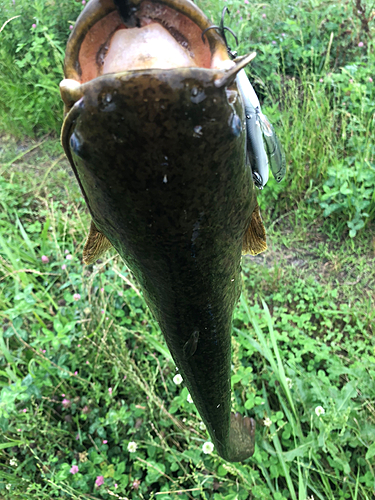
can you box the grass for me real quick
[0,0,375,497]
[0,134,374,499]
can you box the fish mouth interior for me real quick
[68,0,231,84]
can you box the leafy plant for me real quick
[0,0,82,136]
[319,159,375,237]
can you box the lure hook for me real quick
[201,6,238,58]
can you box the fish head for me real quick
[60,0,256,111]
[60,0,258,257]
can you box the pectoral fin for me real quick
[242,203,267,256]
[83,220,112,265]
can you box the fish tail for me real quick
[242,202,267,256]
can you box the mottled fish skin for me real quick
[61,0,261,462]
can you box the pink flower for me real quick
[74,371,78,375]
[41,255,49,263]
[61,264,66,270]
[132,479,141,490]
[349,79,353,83]
[73,293,81,301]
[244,0,249,3]
[86,360,89,364]
[42,349,46,353]
[319,78,323,83]
[358,41,364,47]
[114,484,118,488]
[103,440,108,444]
[17,429,21,432]
[281,33,286,36]
[76,433,80,440]
[62,398,71,408]
[262,13,266,18]
[82,0,86,4]
[65,250,69,254]
[101,309,105,314]
[69,25,73,30]
[108,387,113,395]
[272,41,276,45]
[32,23,36,28]
[70,465,79,474]
[82,405,90,414]
[100,287,104,292]
[66,254,73,260]
[369,77,373,83]
[95,476,104,487]
[77,344,81,347]
[62,394,65,397]
[22,409,27,413]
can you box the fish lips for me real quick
[63,0,228,83]
[60,0,256,111]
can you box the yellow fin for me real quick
[242,203,267,256]
[83,221,112,265]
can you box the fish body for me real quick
[61,0,267,461]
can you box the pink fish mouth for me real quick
[62,0,232,84]
[60,0,256,114]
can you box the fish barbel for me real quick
[60,0,267,462]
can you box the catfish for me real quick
[60,0,267,462]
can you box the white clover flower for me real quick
[127,441,138,453]
[285,377,293,389]
[187,393,193,404]
[6,484,11,490]
[202,441,214,454]
[315,406,325,417]
[263,417,272,427]
[199,421,206,431]
[173,374,183,385]
[9,458,18,467]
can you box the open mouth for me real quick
[63,0,233,85]
[60,0,256,118]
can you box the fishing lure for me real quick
[255,109,286,183]
[203,7,286,186]
[236,68,269,188]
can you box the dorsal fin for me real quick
[83,220,113,265]
[242,203,267,256]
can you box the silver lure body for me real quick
[236,69,286,186]
[256,110,286,183]
[236,69,269,188]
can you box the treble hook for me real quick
[201,6,238,59]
